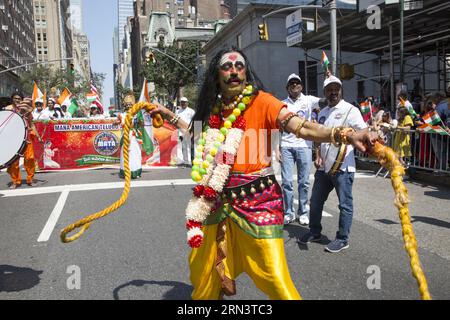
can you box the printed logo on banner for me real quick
[93,132,119,156]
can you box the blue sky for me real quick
[83,0,117,106]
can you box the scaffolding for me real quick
[301,0,450,111]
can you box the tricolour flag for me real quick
[68,98,79,116]
[422,111,442,126]
[399,97,417,118]
[418,123,449,136]
[360,100,372,123]
[32,82,45,109]
[137,78,154,155]
[321,51,330,73]
[58,88,72,107]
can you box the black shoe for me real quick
[299,232,322,244]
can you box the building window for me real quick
[37,33,41,41]
[43,33,47,41]
[166,2,170,9]
[177,0,184,5]
[178,8,184,15]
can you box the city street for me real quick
[0,166,449,300]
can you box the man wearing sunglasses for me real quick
[278,74,325,226]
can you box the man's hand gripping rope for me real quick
[60,102,164,243]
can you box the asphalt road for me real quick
[0,165,449,300]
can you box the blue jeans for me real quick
[309,170,355,241]
[280,147,312,218]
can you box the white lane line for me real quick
[0,172,377,198]
[293,199,332,217]
[37,189,70,242]
[0,179,196,198]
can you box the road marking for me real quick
[37,189,69,242]
[293,199,332,217]
[0,172,376,198]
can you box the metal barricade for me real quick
[355,128,450,175]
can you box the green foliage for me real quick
[19,65,105,106]
[141,40,201,103]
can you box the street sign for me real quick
[286,9,302,47]
[404,1,423,10]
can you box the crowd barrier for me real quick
[31,118,178,171]
[355,128,450,174]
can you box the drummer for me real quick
[299,75,367,253]
[5,97,41,189]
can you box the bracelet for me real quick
[169,114,180,125]
[281,113,300,132]
[339,127,356,145]
[330,127,339,146]
[294,118,307,138]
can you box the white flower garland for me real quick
[185,126,245,246]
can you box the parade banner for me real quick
[32,119,178,171]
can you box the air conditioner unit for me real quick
[2,25,8,31]
[5,46,9,51]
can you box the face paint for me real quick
[218,52,247,99]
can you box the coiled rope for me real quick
[60,102,163,243]
[370,141,431,300]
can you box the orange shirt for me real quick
[223,91,286,174]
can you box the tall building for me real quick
[0,0,36,98]
[118,0,134,53]
[68,0,83,34]
[33,0,73,69]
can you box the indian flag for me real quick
[57,88,72,107]
[86,92,98,103]
[360,100,371,122]
[32,82,45,109]
[68,98,79,116]
[418,123,449,136]
[423,111,442,126]
[322,51,330,72]
[139,78,151,103]
[399,97,417,118]
[137,78,154,155]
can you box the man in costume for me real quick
[5,97,42,188]
[150,48,376,299]
[118,93,153,179]
[300,76,367,253]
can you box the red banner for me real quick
[32,119,178,171]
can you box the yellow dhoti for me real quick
[189,217,301,300]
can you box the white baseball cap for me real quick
[286,73,302,85]
[180,97,188,102]
[323,75,342,89]
[35,98,43,103]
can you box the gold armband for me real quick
[294,118,307,138]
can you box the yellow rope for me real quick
[60,102,163,243]
[371,141,431,300]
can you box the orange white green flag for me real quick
[32,82,45,109]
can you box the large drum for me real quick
[0,110,28,169]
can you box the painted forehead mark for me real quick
[220,52,245,66]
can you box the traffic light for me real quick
[339,63,354,80]
[146,51,156,64]
[258,23,268,41]
[70,63,75,75]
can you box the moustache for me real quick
[226,77,243,84]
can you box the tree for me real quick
[141,40,201,106]
[19,65,105,106]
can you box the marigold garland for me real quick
[185,84,254,247]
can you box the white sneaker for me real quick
[284,214,295,225]
[298,214,309,225]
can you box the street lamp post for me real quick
[0,58,74,75]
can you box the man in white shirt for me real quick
[176,97,195,166]
[278,73,323,226]
[32,99,47,120]
[300,75,367,253]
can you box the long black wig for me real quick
[193,47,265,125]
